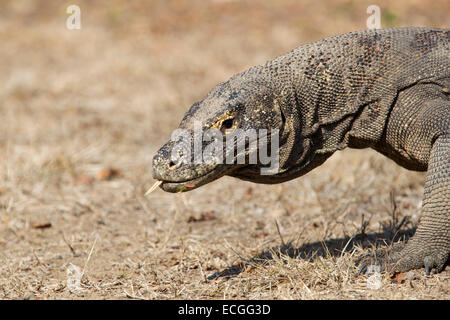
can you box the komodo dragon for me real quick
[152,27,449,275]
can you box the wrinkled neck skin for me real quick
[232,38,397,184]
[229,65,358,184]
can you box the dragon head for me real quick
[151,64,319,193]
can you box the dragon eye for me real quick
[222,118,234,130]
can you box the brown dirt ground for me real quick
[0,0,448,300]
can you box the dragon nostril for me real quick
[168,161,176,168]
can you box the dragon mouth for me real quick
[154,165,232,193]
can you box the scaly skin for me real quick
[152,27,449,275]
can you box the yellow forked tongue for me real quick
[145,180,163,196]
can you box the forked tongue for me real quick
[144,180,163,196]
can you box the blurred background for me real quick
[0,0,448,299]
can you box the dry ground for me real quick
[0,0,448,299]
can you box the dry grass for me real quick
[0,0,449,299]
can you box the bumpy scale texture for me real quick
[153,27,449,274]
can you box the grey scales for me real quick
[152,27,449,275]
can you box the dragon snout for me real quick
[152,144,179,180]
